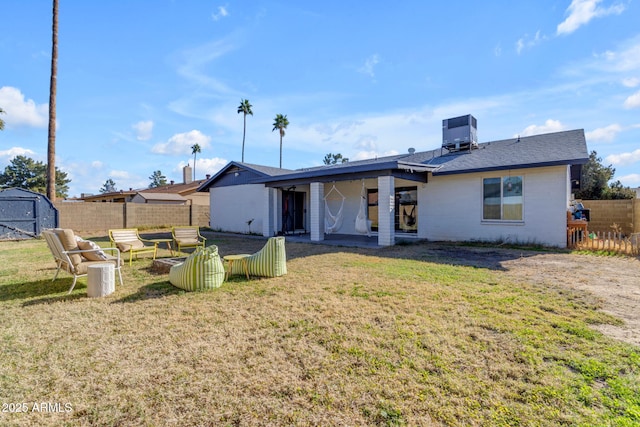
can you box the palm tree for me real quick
[47,0,58,201]
[191,143,201,181]
[272,114,289,169]
[237,99,253,162]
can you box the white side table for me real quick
[87,263,115,297]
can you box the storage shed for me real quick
[0,188,59,240]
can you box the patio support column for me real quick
[262,187,276,237]
[378,175,395,246]
[310,182,324,242]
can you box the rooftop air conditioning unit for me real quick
[442,114,477,151]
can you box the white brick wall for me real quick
[310,182,324,241]
[377,176,395,246]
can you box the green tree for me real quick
[191,143,201,181]
[0,107,5,130]
[323,153,349,165]
[0,155,70,198]
[602,180,636,200]
[100,179,117,194]
[272,114,289,169]
[237,99,253,163]
[47,0,59,201]
[575,150,634,200]
[148,170,167,188]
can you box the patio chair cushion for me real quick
[116,240,145,252]
[169,245,225,291]
[54,229,83,266]
[76,238,109,261]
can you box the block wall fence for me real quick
[54,202,210,233]
[581,199,640,236]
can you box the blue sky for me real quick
[1,0,639,197]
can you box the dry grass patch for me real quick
[0,234,639,426]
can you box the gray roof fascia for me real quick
[256,160,438,185]
[197,161,290,192]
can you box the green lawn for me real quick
[0,234,638,426]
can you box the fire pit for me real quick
[151,257,186,274]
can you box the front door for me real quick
[282,191,306,234]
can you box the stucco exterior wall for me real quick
[209,184,267,234]
[421,165,570,247]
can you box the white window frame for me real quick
[482,176,524,222]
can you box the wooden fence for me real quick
[568,229,640,255]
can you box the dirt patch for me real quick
[499,251,640,347]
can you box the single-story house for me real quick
[198,118,588,248]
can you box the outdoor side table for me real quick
[87,263,115,297]
[224,254,250,281]
[151,238,174,256]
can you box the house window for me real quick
[367,186,418,233]
[483,176,523,221]
[396,187,417,232]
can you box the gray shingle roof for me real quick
[200,129,588,188]
[420,129,588,175]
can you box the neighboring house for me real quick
[79,167,210,206]
[137,178,210,206]
[79,190,137,203]
[130,192,188,204]
[198,117,588,248]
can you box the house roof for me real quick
[420,129,588,175]
[134,193,187,202]
[140,179,207,196]
[198,129,588,190]
[197,162,295,191]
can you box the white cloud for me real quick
[358,54,380,78]
[519,119,565,137]
[0,146,37,159]
[176,39,237,92]
[616,173,640,185]
[178,158,228,178]
[605,148,640,166]
[151,130,212,155]
[494,44,502,57]
[557,0,625,35]
[91,161,103,168]
[110,170,135,180]
[212,6,229,21]
[622,77,640,87]
[132,120,154,141]
[515,31,545,54]
[585,124,622,142]
[0,86,48,128]
[623,90,640,109]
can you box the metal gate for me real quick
[0,188,59,240]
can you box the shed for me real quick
[0,188,59,240]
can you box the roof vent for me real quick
[408,147,415,154]
[442,114,478,152]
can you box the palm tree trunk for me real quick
[279,135,283,169]
[242,114,247,162]
[47,0,58,201]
